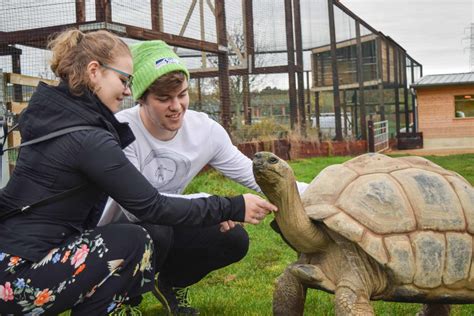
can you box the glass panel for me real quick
[316,91,336,138]
[341,89,357,136]
[389,46,395,83]
[311,51,327,88]
[336,45,357,85]
[406,57,414,85]
[361,39,377,82]
[398,51,404,85]
[380,40,389,82]
[380,88,396,137]
[454,95,474,118]
[412,62,422,82]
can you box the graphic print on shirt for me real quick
[142,149,191,194]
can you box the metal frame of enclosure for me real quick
[314,1,423,142]
[0,0,422,146]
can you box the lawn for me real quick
[137,153,474,316]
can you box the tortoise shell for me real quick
[301,153,474,289]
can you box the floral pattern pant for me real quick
[0,224,154,316]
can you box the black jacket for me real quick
[0,82,245,262]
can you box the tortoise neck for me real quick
[273,177,328,253]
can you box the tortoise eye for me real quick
[269,157,279,164]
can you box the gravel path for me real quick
[388,147,474,156]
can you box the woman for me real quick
[0,29,276,315]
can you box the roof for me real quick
[412,72,474,88]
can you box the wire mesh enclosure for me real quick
[0,0,422,146]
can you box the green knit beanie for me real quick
[130,40,190,100]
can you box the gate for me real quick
[368,120,389,153]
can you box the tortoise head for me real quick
[253,152,328,253]
[253,151,295,201]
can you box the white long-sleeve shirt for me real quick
[98,106,262,225]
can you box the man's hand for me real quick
[219,220,237,232]
[242,193,278,225]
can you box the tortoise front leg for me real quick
[416,304,451,316]
[335,283,374,316]
[273,267,307,316]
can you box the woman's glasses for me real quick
[100,63,133,90]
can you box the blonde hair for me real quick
[48,29,130,95]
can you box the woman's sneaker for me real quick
[152,274,200,315]
[110,296,143,316]
[110,305,142,316]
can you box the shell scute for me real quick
[360,232,388,265]
[385,235,415,284]
[444,233,472,285]
[306,204,339,221]
[343,153,410,174]
[302,164,357,207]
[391,169,465,231]
[335,174,416,234]
[323,212,365,243]
[412,232,445,288]
[446,175,474,234]
[470,261,474,289]
[397,156,455,176]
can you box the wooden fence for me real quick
[0,72,58,176]
[237,138,368,160]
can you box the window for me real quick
[454,95,474,118]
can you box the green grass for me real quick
[137,153,474,316]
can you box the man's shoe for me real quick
[152,275,200,315]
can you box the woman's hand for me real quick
[242,193,278,225]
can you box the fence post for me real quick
[367,120,375,153]
[0,70,9,188]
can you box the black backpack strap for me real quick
[1,108,25,156]
[2,125,104,153]
[0,121,14,156]
[0,184,88,222]
[0,125,105,221]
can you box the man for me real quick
[99,40,306,315]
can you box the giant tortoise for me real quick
[252,152,474,316]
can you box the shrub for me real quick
[231,119,290,143]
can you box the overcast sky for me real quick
[340,0,473,75]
